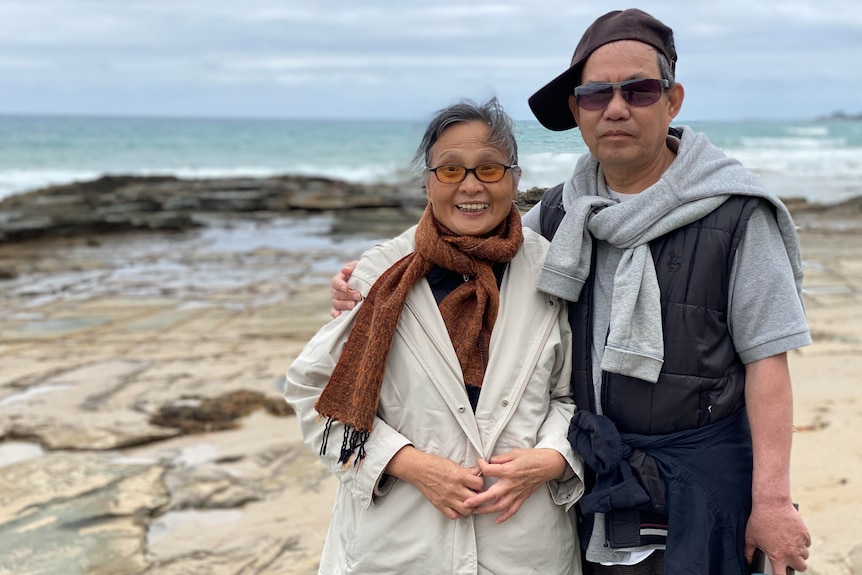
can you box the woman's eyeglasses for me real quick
[574,78,670,111]
[427,163,516,184]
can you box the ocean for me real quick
[1,114,861,205]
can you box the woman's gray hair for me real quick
[413,97,519,173]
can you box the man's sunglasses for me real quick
[574,78,670,111]
[427,163,516,184]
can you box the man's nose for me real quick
[604,88,631,117]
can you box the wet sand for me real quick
[0,208,860,574]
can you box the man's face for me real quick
[567,40,683,186]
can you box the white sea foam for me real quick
[0,168,284,202]
[283,161,411,184]
[0,169,102,201]
[784,125,830,138]
[518,151,582,191]
[737,136,846,150]
[727,146,862,202]
[0,163,414,202]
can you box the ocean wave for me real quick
[737,136,847,150]
[0,164,412,202]
[728,147,862,176]
[518,151,582,190]
[784,126,830,137]
[0,169,104,201]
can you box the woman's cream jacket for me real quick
[285,226,584,575]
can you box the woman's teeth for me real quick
[457,203,489,212]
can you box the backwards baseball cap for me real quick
[528,9,677,131]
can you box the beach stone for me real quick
[144,442,335,575]
[516,186,548,211]
[149,389,293,434]
[145,531,307,575]
[803,549,856,575]
[0,452,168,575]
[0,358,185,450]
[5,415,180,450]
[163,466,265,510]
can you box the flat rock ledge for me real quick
[0,367,331,575]
[2,174,860,246]
[0,174,427,243]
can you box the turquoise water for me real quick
[1,115,861,204]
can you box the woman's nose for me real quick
[458,172,484,193]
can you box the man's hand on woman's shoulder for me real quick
[330,260,361,318]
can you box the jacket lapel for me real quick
[398,281,485,454]
[475,254,559,457]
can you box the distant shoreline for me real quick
[819,111,862,122]
[2,110,861,123]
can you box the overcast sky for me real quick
[1,0,860,122]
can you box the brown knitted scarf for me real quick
[315,204,523,466]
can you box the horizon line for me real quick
[0,110,857,125]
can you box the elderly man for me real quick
[331,9,811,574]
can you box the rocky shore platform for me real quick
[1,175,861,574]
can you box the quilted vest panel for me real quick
[540,186,759,435]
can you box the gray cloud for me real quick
[0,0,860,120]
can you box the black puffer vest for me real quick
[538,183,759,435]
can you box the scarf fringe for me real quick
[320,416,370,467]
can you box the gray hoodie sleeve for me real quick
[728,203,812,363]
[521,201,542,234]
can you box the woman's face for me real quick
[425,121,518,237]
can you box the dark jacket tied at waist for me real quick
[569,409,754,575]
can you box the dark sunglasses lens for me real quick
[475,163,506,182]
[577,85,614,111]
[576,79,665,110]
[622,79,664,106]
[435,165,467,183]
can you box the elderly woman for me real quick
[284,98,583,575]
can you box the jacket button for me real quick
[501,400,509,407]
[458,406,466,413]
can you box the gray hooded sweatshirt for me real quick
[533,126,805,385]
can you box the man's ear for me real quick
[667,82,685,121]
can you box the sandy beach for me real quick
[0,200,861,574]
